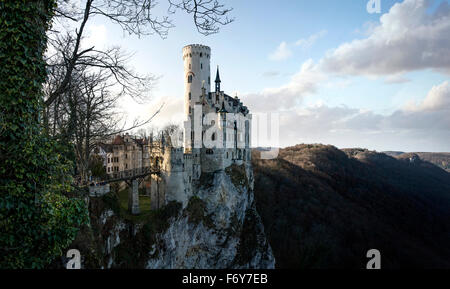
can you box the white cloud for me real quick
[248,0,450,151]
[321,0,450,76]
[295,30,327,49]
[353,21,379,36]
[262,71,281,77]
[275,81,450,151]
[84,24,108,50]
[269,41,292,61]
[149,96,185,128]
[242,59,326,112]
[118,94,185,133]
[405,81,450,111]
[384,74,410,84]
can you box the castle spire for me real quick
[215,66,221,92]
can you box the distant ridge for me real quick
[383,151,450,172]
[252,144,450,269]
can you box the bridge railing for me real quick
[104,165,159,182]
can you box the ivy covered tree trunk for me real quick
[0,0,88,268]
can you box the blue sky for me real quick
[82,0,450,152]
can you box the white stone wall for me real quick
[183,44,211,149]
[162,147,190,208]
[183,44,211,114]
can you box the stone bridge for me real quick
[89,165,160,215]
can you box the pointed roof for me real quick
[215,66,221,83]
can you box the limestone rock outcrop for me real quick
[146,163,275,269]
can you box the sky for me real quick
[81,0,450,152]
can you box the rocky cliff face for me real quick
[146,164,274,269]
[60,163,275,269]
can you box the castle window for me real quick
[200,53,203,57]
[208,76,210,84]
[212,133,216,141]
[188,75,192,83]
[189,63,191,69]
[189,53,192,57]
[125,163,128,169]
[206,149,213,155]
[201,63,203,69]
[125,153,127,159]
[107,167,110,173]
[189,106,191,114]
[189,92,191,100]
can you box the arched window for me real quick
[188,75,192,83]
[212,133,216,141]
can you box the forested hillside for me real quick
[253,145,450,268]
[384,151,450,172]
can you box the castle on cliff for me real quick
[97,44,252,210]
[149,44,252,209]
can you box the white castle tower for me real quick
[182,44,211,150]
[183,44,211,112]
[150,44,252,209]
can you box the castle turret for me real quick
[183,44,211,116]
[183,44,211,151]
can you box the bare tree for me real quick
[168,0,233,35]
[44,0,233,180]
[46,59,162,181]
[45,0,233,108]
[44,30,161,134]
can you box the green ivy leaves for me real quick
[0,0,89,269]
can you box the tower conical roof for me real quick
[215,66,221,83]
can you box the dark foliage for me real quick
[184,196,214,229]
[0,0,89,268]
[253,144,450,268]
